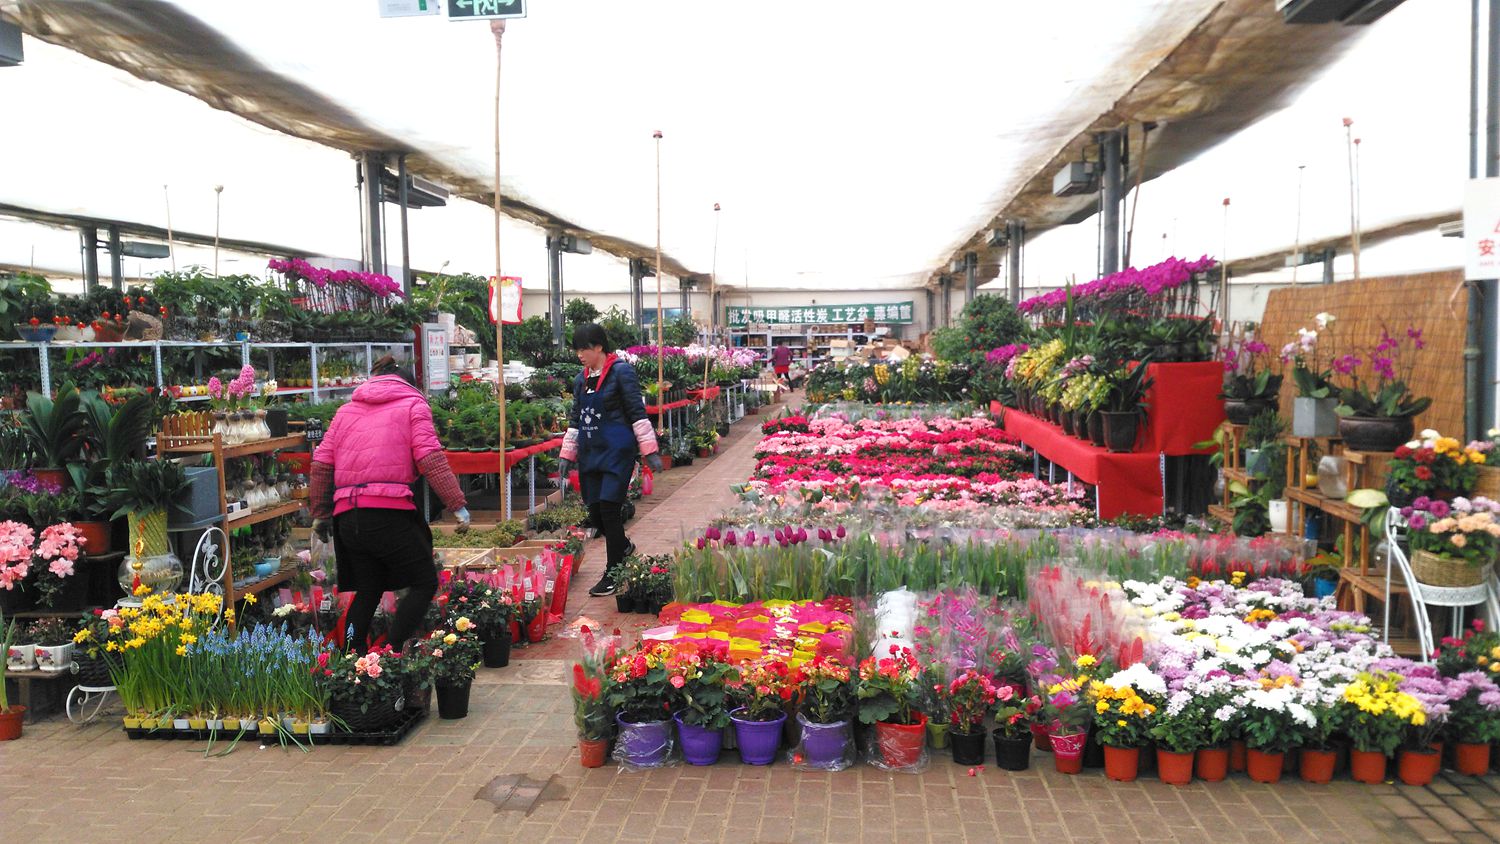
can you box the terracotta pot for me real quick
[1229,738,1247,772]
[1103,745,1140,782]
[0,706,24,741]
[1299,747,1337,784]
[1196,745,1229,782]
[74,520,113,555]
[1454,741,1491,776]
[1246,748,1284,784]
[1157,748,1194,786]
[1349,749,1387,784]
[579,737,608,768]
[31,467,69,491]
[1397,748,1440,787]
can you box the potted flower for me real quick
[26,616,75,672]
[1036,654,1100,774]
[1238,681,1306,783]
[21,383,86,490]
[1341,671,1415,784]
[945,669,1000,766]
[1387,432,1486,508]
[1399,495,1500,588]
[1100,361,1155,454]
[791,656,855,771]
[1147,697,1203,786]
[0,607,22,740]
[1294,686,1345,784]
[991,688,1041,771]
[668,646,736,766]
[445,578,514,668]
[1283,312,1341,437]
[726,656,794,765]
[104,458,188,562]
[856,645,927,769]
[1089,665,1162,783]
[418,617,482,719]
[1220,338,1281,424]
[1332,326,1431,451]
[327,646,406,733]
[571,626,617,768]
[1443,669,1500,775]
[604,641,677,768]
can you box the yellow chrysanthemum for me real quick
[1075,655,1096,668]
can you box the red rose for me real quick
[1415,465,1433,481]
[1394,445,1412,459]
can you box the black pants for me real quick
[333,508,438,654]
[588,500,630,574]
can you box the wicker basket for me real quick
[331,693,405,734]
[1410,549,1492,588]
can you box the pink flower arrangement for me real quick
[268,258,401,299]
[0,520,82,604]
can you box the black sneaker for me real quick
[623,541,638,558]
[588,572,617,597]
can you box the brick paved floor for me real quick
[4,392,1499,843]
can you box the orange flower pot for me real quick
[1398,748,1441,787]
[1349,749,1387,784]
[1156,748,1193,786]
[1299,747,1336,784]
[1454,742,1491,776]
[1229,738,1247,772]
[1103,745,1140,782]
[1245,748,1284,784]
[1196,745,1229,782]
[579,738,608,768]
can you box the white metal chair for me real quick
[1384,509,1500,661]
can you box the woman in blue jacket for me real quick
[557,323,664,596]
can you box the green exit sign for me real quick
[448,0,527,21]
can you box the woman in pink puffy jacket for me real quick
[309,356,469,652]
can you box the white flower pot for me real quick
[33,643,73,672]
[207,719,225,731]
[1268,499,1289,533]
[6,643,36,671]
[308,720,331,735]
[173,718,191,731]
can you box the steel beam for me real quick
[1101,130,1123,275]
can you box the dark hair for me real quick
[570,322,609,352]
[371,354,416,385]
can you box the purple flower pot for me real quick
[730,708,786,766]
[797,714,852,770]
[675,713,723,766]
[615,714,671,767]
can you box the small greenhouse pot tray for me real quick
[297,707,427,747]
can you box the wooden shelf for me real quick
[1207,504,1234,523]
[162,433,306,458]
[234,565,298,598]
[1223,468,1250,484]
[225,500,306,529]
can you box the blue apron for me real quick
[577,357,636,505]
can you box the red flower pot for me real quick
[1030,721,1053,752]
[1246,748,1284,784]
[874,713,927,769]
[1229,738,1248,772]
[1103,745,1140,782]
[0,706,24,741]
[579,737,608,768]
[74,520,113,555]
[1455,742,1491,776]
[1299,747,1336,784]
[1050,730,1086,775]
[1349,749,1387,784]
[1196,745,1229,782]
[1397,748,1440,787]
[1157,748,1194,786]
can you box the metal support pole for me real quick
[359,152,386,276]
[940,276,952,327]
[629,259,646,328]
[81,226,99,291]
[1481,0,1500,437]
[546,233,565,348]
[1007,221,1024,304]
[107,225,123,290]
[964,253,978,304]
[1101,130,1124,275]
[1321,248,1336,284]
[397,154,413,297]
[925,288,936,331]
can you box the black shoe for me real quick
[589,573,617,597]
[624,541,637,558]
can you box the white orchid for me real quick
[1315,312,1335,329]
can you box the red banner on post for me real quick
[489,276,523,324]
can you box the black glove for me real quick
[312,518,332,543]
[645,452,663,473]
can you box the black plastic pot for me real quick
[615,594,637,613]
[1101,411,1140,453]
[951,730,987,765]
[266,407,289,438]
[436,683,471,719]
[1087,412,1106,448]
[1224,398,1277,426]
[481,630,511,668]
[993,732,1033,771]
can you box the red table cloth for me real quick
[645,398,695,415]
[687,386,722,401]
[1139,362,1225,455]
[443,438,564,475]
[1000,409,1163,519]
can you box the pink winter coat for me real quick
[312,376,445,517]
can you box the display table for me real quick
[999,408,1163,519]
[443,438,564,474]
[645,398,695,414]
[687,386,721,401]
[1138,361,1225,455]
